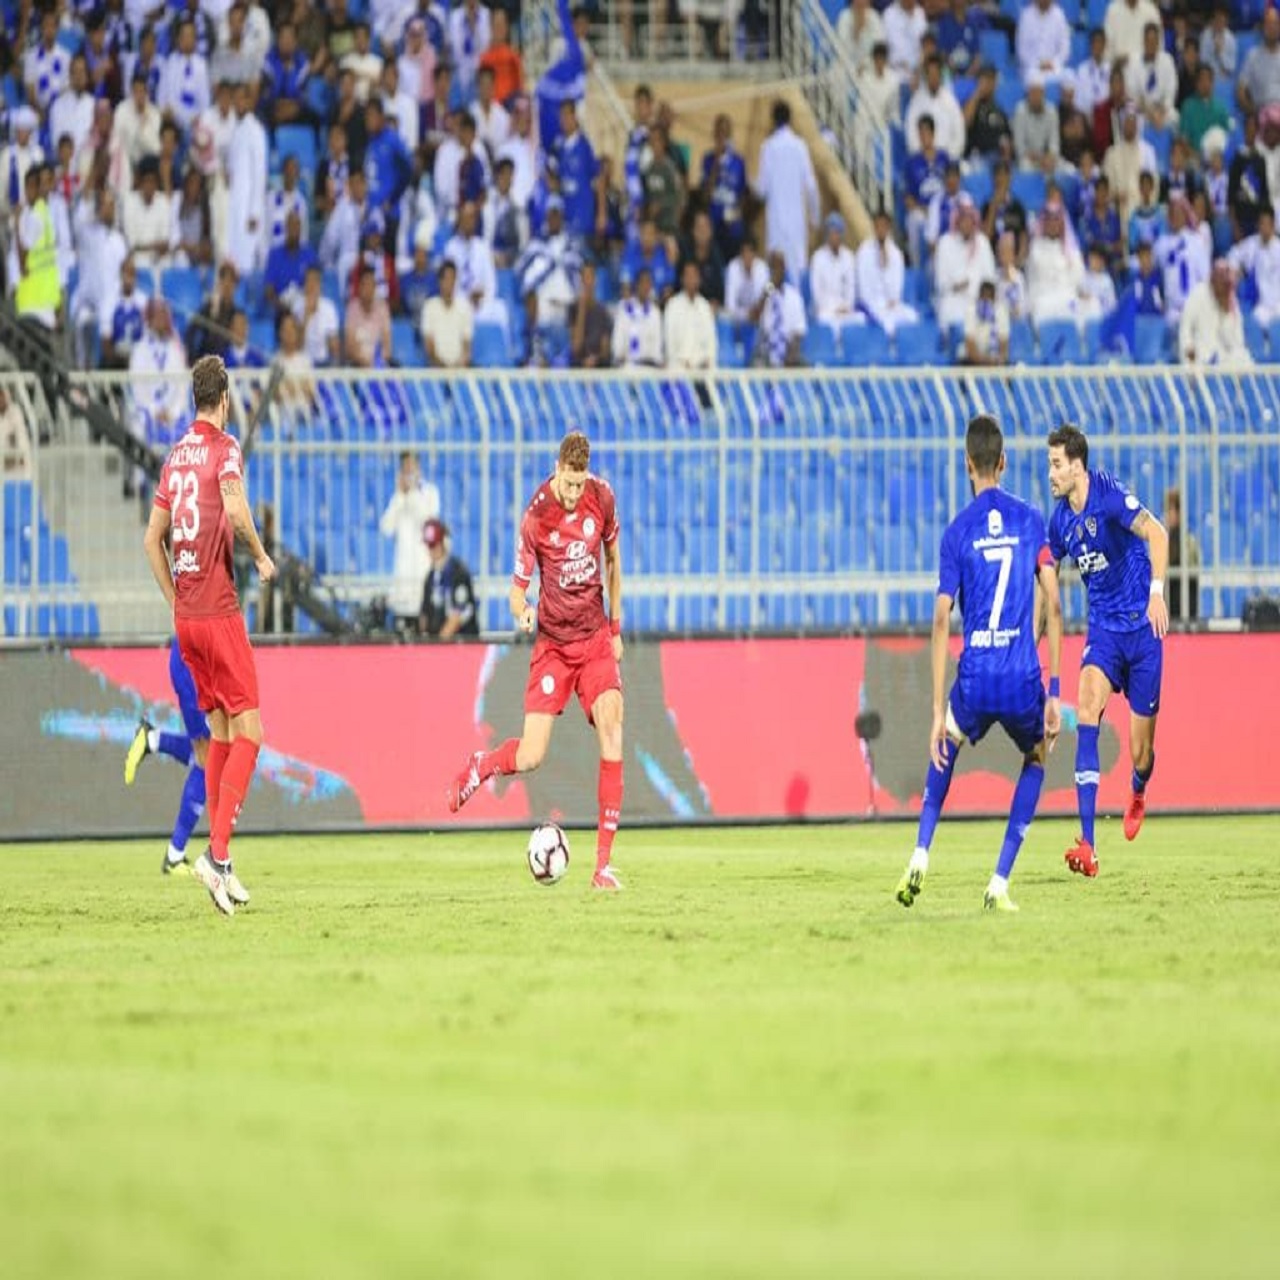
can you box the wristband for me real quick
[1048,677,1060,698]
[610,617,622,637]
[1149,579,1164,598]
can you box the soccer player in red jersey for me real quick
[448,431,625,890]
[143,355,276,917]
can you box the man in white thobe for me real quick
[443,200,509,333]
[1016,0,1072,87]
[905,52,966,156]
[1179,261,1252,367]
[157,19,211,133]
[380,452,442,629]
[753,100,819,285]
[808,212,862,332]
[1229,204,1280,326]
[226,82,267,276]
[855,206,918,336]
[724,237,770,323]
[933,195,996,330]
[664,261,718,370]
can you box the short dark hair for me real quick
[191,355,228,412]
[772,100,790,129]
[559,430,590,471]
[1048,423,1089,467]
[918,113,935,134]
[966,414,1004,478]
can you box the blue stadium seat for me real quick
[843,323,890,366]
[391,317,420,367]
[979,29,1011,73]
[1010,171,1047,214]
[1037,319,1083,365]
[249,318,276,358]
[893,319,941,366]
[1134,315,1170,365]
[1008,319,1035,364]
[1245,313,1268,362]
[473,322,511,368]
[274,124,318,179]
[803,322,839,367]
[161,266,205,319]
[995,79,1024,120]
[962,168,993,211]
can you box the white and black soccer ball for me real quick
[527,822,570,884]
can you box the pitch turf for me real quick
[2,818,1279,1280]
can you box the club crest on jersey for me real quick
[583,517,596,537]
[987,509,1003,537]
[1085,517,1097,538]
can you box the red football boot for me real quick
[1065,837,1099,878]
[1123,790,1146,842]
[446,752,483,814]
[591,865,623,890]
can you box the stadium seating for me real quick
[2,481,99,638]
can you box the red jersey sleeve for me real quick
[600,479,619,544]
[154,459,172,510]
[513,508,538,585]
[219,435,244,484]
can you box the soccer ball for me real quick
[527,822,570,884]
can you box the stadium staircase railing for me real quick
[780,0,892,219]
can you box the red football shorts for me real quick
[524,624,622,723]
[175,612,260,716]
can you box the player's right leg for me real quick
[589,688,624,890]
[447,713,555,812]
[1067,660,1113,878]
[448,641,570,813]
[897,696,966,908]
[193,710,237,916]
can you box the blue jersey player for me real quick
[123,637,210,874]
[1047,425,1169,878]
[897,414,1064,912]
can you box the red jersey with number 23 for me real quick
[154,420,243,619]
[514,474,619,645]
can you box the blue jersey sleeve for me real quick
[937,524,960,601]
[1099,475,1145,532]
[1047,506,1068,562]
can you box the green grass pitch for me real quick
[3,817,1279,1280]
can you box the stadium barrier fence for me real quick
[2,633,1276,841]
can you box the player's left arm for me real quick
[142,503,176,610]
[1131,508,1170,639]
[928,592,953,772]
[1037,551,1064,749]
[220,471,276,583]
[603,534,623,662]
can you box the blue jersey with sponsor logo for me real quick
[1048,470,1152,633]
[938,487,1050,696]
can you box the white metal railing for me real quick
[782,0,892,217]
[4,367,1279,641]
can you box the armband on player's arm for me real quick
[610,617,621,637]
[1048,677,1061,698]
[1149,578,1164,598]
